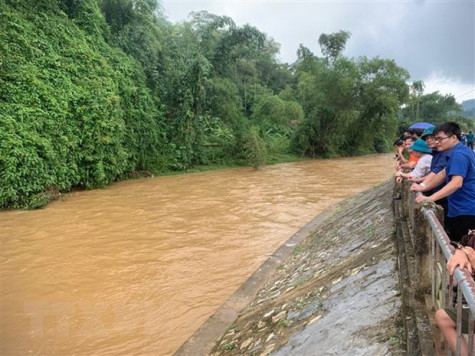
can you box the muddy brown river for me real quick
[1,154,395,355]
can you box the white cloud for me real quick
[423,71,475,103]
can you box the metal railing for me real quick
[410,190,475,355]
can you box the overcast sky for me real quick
[161,0,474,104]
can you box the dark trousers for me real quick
[445,215,475,241]
[435,197,449,223]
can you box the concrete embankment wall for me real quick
[176,179,434,356]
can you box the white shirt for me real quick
[411,154,433,178]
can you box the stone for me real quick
[266,333,275,343]
[240,337,253,349]
[272,310,287,323]
[263,309,275,319]
[332,276,343,285]
[307,315,322,325]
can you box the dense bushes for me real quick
[2,1,454,209]
[0,0,165,208]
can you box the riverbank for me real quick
[176,178,405,355]
[6,153,314,210]
[8,151,391,211]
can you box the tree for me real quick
[318,30,351,65]
[188,11,235,62]
[243,126,267,168]
[348,56,409,153]
[291,107,338,157]
[400,91,462,124]
[410,80,425,120]
[296,44,316,62]
[419,92,461,122]
[251,94,303,134]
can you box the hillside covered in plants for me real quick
[0,0,471,208]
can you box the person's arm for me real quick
[395,170,411,179]
[400,161,416,169]
[415,175,463,203]
[408,175,427,183]
[411,168,446,193]
[409,171,436,188]
[397,147,409,164]
[420,172,436,187]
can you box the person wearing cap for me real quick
[410,126,449,217]
[408,127,446,182]
[395,139,432,180]
[414,122,475,241]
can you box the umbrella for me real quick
[408,122,435,130]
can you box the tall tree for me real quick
[318,30,351,65]
[410,80,425,120]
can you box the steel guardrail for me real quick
[412,191,475,355]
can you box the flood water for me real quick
[1,154,395,356]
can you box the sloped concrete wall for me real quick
[176,179,435,356]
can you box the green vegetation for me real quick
[399,81,474,134]
[1,1,472,209]
[292,245,303,256]
[367,224,376,238]
[223,342,235,350]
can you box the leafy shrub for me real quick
[243,126,267,168]
[0,0,165,208]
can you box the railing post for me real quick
[469,314,474,355]
[456,283,463,355]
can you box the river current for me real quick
[1,154,395,355]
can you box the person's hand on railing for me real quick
[410,182,426,193]
[414,194,431,203]
[447,247,474,275]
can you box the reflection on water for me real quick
[1,154,395,355]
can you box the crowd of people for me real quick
[394,121,475,355]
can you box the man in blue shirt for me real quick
[410,126,449,217]
[414,122,475,241]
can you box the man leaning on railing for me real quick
[411,122,475,242]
